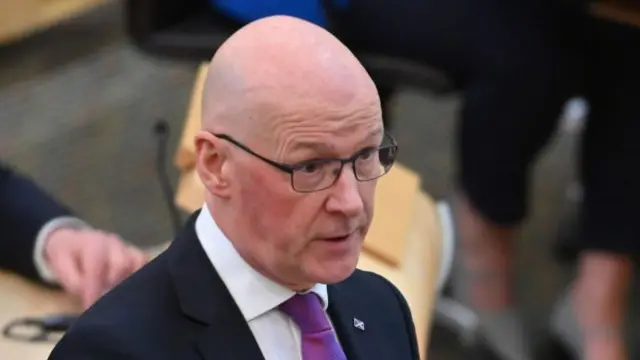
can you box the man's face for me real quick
[231,95,383,289]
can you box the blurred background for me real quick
[1,0,638,358]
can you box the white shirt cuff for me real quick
[33,216,90,284]
[435,202,455,294]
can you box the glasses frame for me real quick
[3,314,77,343]
[211,132,398,193]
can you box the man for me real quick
[48,15,419,360]
[1,163,148,309]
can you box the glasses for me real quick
[212,132,398,193]
[3,314,77,342]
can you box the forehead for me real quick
[266,99,383,158]
[284,127,384,154]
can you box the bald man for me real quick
[48,16,419,360]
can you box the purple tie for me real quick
[279,293,348,360]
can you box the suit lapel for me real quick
[195,313,265,360]
[327,283,369,360]
[167,211,265,360]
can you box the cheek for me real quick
[238,171,311,246]
[360,182,377,220]
[234,173,267,236]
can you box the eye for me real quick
[354,146,379,161]
[358,148,375,159]
[298,161,325,173]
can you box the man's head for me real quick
[195,15,396,290]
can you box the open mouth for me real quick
[321,231,356,242]
[324,235,349,242]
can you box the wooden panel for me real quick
[365,163,420,267]
[174,63,209,170]
[0,0,109,44]
[38,0,109,28]
[175,168,206,213]
[0,0,41,44]
[357,192,442,360]
[590,0,640,28]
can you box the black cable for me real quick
[153,119,182,237]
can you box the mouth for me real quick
[319,230,357,243]
[324,235,349,242]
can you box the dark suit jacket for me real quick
[48,212,421,360]
[0,163,73,282]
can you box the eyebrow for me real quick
[289,127,384,153]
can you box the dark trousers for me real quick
[331,0,640,255]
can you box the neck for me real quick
[208,201,317,292]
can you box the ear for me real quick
[195,131,232,198]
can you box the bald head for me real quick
[201,15,379,137]
[195,16,391,290]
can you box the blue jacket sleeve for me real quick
[209,0,350,27]
[0,162,73,282]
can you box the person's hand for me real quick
[43,227,149,309]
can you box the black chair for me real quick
[124,0,456,129]
[125,0,235,61]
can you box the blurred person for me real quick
[203,1,637,360]
[1,162,149,309]
[47,16,419,360]
[546,13,639,360]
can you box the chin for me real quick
[310,256,359,284]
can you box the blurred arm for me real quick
[0,162,85,283]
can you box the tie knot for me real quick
[279,293,331,335]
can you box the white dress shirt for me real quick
[33,216,89,283]
[195,205,335,360]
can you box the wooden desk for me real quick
[590,1,640,28]
[0,271,79,360]
[0,0,110,45]
[0,243,173,360]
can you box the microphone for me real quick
[153,119,183,237]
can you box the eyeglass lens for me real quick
[292,146,397,192]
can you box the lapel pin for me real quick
[353,318,365,331]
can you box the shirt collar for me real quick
[195,205,329,321]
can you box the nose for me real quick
[325,165,364,217]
